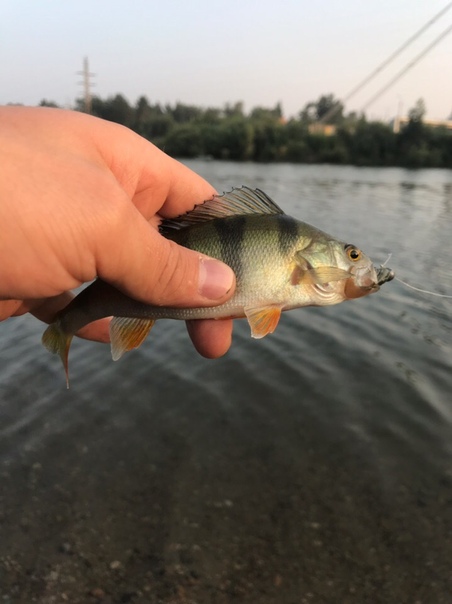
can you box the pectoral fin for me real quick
[244,305,282,339]
[110,317,155,361]
[305,266,350,284]
[291,253,350,285]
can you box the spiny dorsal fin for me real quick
[159,186,284,236]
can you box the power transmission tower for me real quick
[77,57,95,113]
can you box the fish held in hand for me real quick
[42,186,393,382]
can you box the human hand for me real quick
[0,106,235,358]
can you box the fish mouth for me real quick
[344,264,394,299]
[376,266,395,286]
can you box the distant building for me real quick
[308,123,337,136]
[392,116,452,133]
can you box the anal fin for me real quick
[110,317,155,361]
[244,305,282,339]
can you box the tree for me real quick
[39,99,59,108]
[343,121,395,166]
[62,91,452,168]
[133,96,173,141]
[408,98,426,124]
[300,94,344,124]
[220,117,253,160]
[163,124,203,157]
[398,98,427,163]
[196,107,222,125]
[134,95,152,134]
[250,103,283,121]
[90,94,134,127]
[223,101,244,118]
[167,102,202,123]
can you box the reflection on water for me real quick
[1,163,452,603]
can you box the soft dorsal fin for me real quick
[159,186,284,235]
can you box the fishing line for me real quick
[394,277,452,299]
[381,253,392,267]
[381,253,452,299]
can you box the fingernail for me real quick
[198,259,235,300]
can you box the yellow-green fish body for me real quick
[42,187,394,381]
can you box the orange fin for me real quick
[42,322,73,388]
[244,305,282,339]
[110,317,155,361]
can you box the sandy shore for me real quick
[1,388,452,604]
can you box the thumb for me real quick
[95,208,235,308]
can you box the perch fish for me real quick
[42,187,394,381]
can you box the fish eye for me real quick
[345,245,362,262]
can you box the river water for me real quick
[1,162,452,603]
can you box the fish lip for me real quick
[351,265,379,290]
[376,267,395,286]
[348,264,394,293]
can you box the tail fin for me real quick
[42,322,73,388]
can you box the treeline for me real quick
[39,94,452,168]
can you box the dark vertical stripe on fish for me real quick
[172,228,191,249]
[214,216,246,278]
[277,215,299,257]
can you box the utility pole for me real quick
[77,57,95,113]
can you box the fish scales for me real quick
[164,214,312,317]
[51,213,308,335]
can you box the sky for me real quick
[2,0,451,121]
